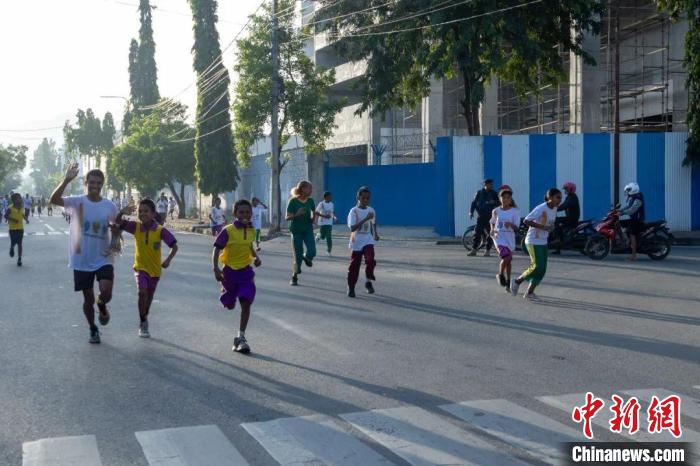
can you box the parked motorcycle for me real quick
[519,219,595,254]
[584,207,673,260]
[461,219,525,253]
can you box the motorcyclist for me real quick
[468,178,499,256]
[619,182,645,261]
[552,182,580,254]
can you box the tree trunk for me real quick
[269,146,282,233]
[179,183,186,218]
[461,69,482,136]
[167,181,185,219]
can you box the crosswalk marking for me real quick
[537,392,700,443]
[0,230,68,238]
[341,406,528,466]
[622,388,700,422]
[242,414,392,466]
[136,424,249,466]
[440,399,582,464]
[22,435,102,466]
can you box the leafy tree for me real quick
[111,102,195,216]
[657,0,699,165]
[188,0,238,196]
[316,0,603,135]
[233,0,344,229]
[63,109,113,169]
[0,144,27,193]
[30,138,61,197]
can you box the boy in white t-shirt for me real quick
[511,188,562,300]
[490,186,520,293]
[347,186,379,298]
[251,198,268,251]
[209,197,226,236]
[315,191,336,256]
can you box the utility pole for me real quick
[270,0,281,232]
[613,0,621,205]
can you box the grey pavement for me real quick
[1,215,699,465]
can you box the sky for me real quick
[0,0,263,151]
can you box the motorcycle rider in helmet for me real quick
[552,182,580,254]
[619,182,645,261]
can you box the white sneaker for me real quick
[138,321,150,338]
[326,251,332,257]
[523,292,539,301]
[510,279,520,296]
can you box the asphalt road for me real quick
[1,215,699,465]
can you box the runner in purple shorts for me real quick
[212,199,261,354]
[490,186,520,293]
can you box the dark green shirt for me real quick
[287,197,315,233]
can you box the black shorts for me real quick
[9,230,23,246]
[74,265,114,292]
[623,220,644,236]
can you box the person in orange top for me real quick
[4,193,28,266]
[117,198,178,338]
[213,199,261,354]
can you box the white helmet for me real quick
[624,182,640,195]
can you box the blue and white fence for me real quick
[450,132,698,236]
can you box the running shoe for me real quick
[326,251,332,257]
[523,292,539,301]
[89,328,101,344]
[497,273,507,287]
[467,250,477,257]
[365,281,375,294]
[303,257,313,268]
[233,336,250,354]
[138,320,150,338]
[98,308,110,326]
[510,278,520,296]
[347,287,356,298]
[17,258,22,267]
[9,247,14,258]
[290,274,298,286]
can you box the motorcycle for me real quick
[584,207,673,260]
[462,219,525,253]
[519,218,595,254]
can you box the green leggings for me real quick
[522,244,548,286]
[318,225,332,252]
[292,229,316,273]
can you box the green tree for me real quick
[111,102,195,216]
[233,0,344,229]
[63,109,113,170]
[0,144,27,193]
[657,0,699,165]
[188,0,238,196]
[30,138,60,197]
[136,0,160,107]
[316,0,603,135]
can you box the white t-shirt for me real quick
[490,207,521,251]
[316,201,335,226]
[156,198,169,213]
[347,206,376,251]
[524,202,557,245]
[251,205,267,230]
[168,199,177,210]
[210,207,225,226]
[63,195,118,271]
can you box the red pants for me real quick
[348,245,376,287]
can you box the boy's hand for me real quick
[366,212,375,220]
[162,258,172,269]
[64,162,79,182]
[374,233,380,241]
[213,268,223,282]
[254,257,262,267]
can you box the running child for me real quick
[511,188,562,300]
[209,197,226,237]
[213,199,262,354]
[286,181,316,286]
[116,199,178,338]
[347,186,379,297]
[315,191,337,256]
[4,193,28,266]
[251,198,268,251]
[490,186,520,292]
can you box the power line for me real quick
[170,121,231,143]
[0,126,64,132]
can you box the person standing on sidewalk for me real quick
[469,179,499,256]
[286,180,316,286]
[347,186,379,298]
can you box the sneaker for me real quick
[347,287,356,298]
[497,273,507,287]
[9,247,14,258]
[98,308,110,326]
[89,328,101,344]
[303,257,313,268]
[483,250,491,257]
[510,278,520,296]
[365,281,375,294]
[138,321,150,338]
[233,336,250,354]
[256,246,261,252]
[523,292,539,301]
[467,250,477,257]
[505,286,511,294]
[290,274,298,286]
[326,251,332,257]
[17,258,22,267]
[315,235,321,243]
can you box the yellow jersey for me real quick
[217,223,255,270]
[6,206,24,230]
[126,221,176,278]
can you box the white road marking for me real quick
[243,414,392,466]
[341,406,528,466]
[622,388,700,422]
[135,424,249,466]
[23,435,102,466]
[0,233,6,238]
[45,223,56,232]
[440,399,583,464]
[258,314,352,357]
[537,392,700,443]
